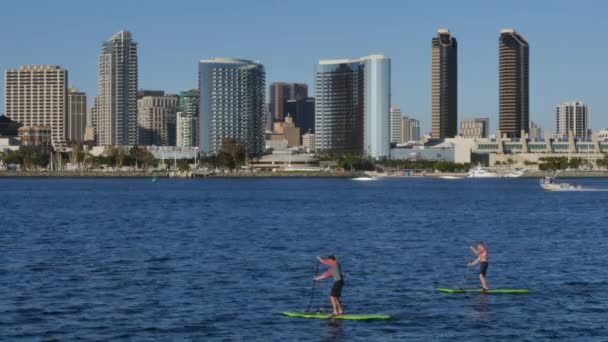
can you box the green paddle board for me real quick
[437,288,532,294]
[282,312,391,320]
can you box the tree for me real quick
[177,159,191,173]
[220,138,246,170]
[70,143,84,167]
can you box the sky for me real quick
[0,0,607,134]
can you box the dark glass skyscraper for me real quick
[499,29,529,138]
[284,97,314,135]
[431,29,457,140]
[269,82,308,122]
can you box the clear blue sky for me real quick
[1,0,606,134]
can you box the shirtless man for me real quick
[314,255,344,316]
[468,242,489,291]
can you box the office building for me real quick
[390,107,403,144]
[460,118,489,138]
[284,97,314,136]
[555,101,589,139]
[199,58,265,155]
[176,89,199,147]
[4,65,68,148]
[315,55,390,158]
[67,88,87,143]
[272,114,300,147]
[302,132,315,151]
[18,126,52,149]
[269,82,308,122]
[529,121,542,140]
[431,29,458,140]
[499,29,529,138]
[96,30,138,146]
[401,116,420,143]
[137,92,178,146]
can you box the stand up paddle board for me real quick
[282,312,391,320]
[437,288,532,294]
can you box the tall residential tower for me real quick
[499,29,529,138]
[199,58,265,155]
[67,88,87,143]
[431,29,458,140]
[314,55,390,158]
[95,30,138,145]
[555,101,589,139]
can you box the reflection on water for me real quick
[324,320,345,342]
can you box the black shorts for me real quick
[331,280,344,298]
[480,262,489,276]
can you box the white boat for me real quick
[540,177,583,191]
[352,176,375,181]
[467,165,499,178]
[439,175,464,180]
[502,168,525,178]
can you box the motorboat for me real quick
[467,165,499,178]
[352,176,375,181]
[502,168,525,178]
[439,175,464,180]
[540,177,583,191]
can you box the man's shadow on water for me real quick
[323,320,345,341]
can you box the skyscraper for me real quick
[555,101,589,139]
[529,121,542,140]
[401,116,420,143]
[96,30,138,146]
[284,97,315,136]
[315,55,390,158]
[431,29,458,140]
[67,88,87,143]
[199,58,265,155]
[137,92,178,146]
[460,118,489,138]
[269,82,308,122]
[390,107,403,144]
[176,89,199,147]
[499,29,529,138]
[4,65,68,148]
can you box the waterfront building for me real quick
[390,107,403,144]
[269,82,308,122]
[4,65,68,148]
[460,118,489,138]
[18,126,52,150]
[401,116,420,143]
[431,29,458,140]
[67,88,87,143]
[284,97,314,137]
[137,92,179,146]
[302,132,315,151]
[96,30,138,146]
[199,58,265,155]
[555,101,589,139]
[315,55,390,158]
[176,89,199,147]
[499,29,529,138]
[529,121,542,140]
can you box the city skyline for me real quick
[1,0,608,135]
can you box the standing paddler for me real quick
[314,255,344,316]
[468,242,489,292]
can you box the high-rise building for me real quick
[176,89,199,147]
[401,116,420,143]
[529,121,542,140]
[137,92,178,146]
[390,107,403,144]
[96,30,138,146]
[67,88,87,143]
[302,132,315,151]
[555,101,589,139]
[499,29,529,138]
[431,29,458,140]
[284,97,314,136]
[269,82,308,122]
[199,58,265,155]
[460,118,489,138]
[4,65,68,148]
[315,55,390,158]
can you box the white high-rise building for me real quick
[199,58,265,155]
[137,93,178,146]
[555,101,589,139]
[96,30,138,146]
[315,55,391,158]
[390,107,403,144]
[4,65,68,148]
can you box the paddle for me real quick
[304,260,320,313]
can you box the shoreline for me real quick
[3,170,608,178]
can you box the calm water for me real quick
[1,178,608,341]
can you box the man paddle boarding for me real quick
[314,255,344,316]
[468,242,489,292]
